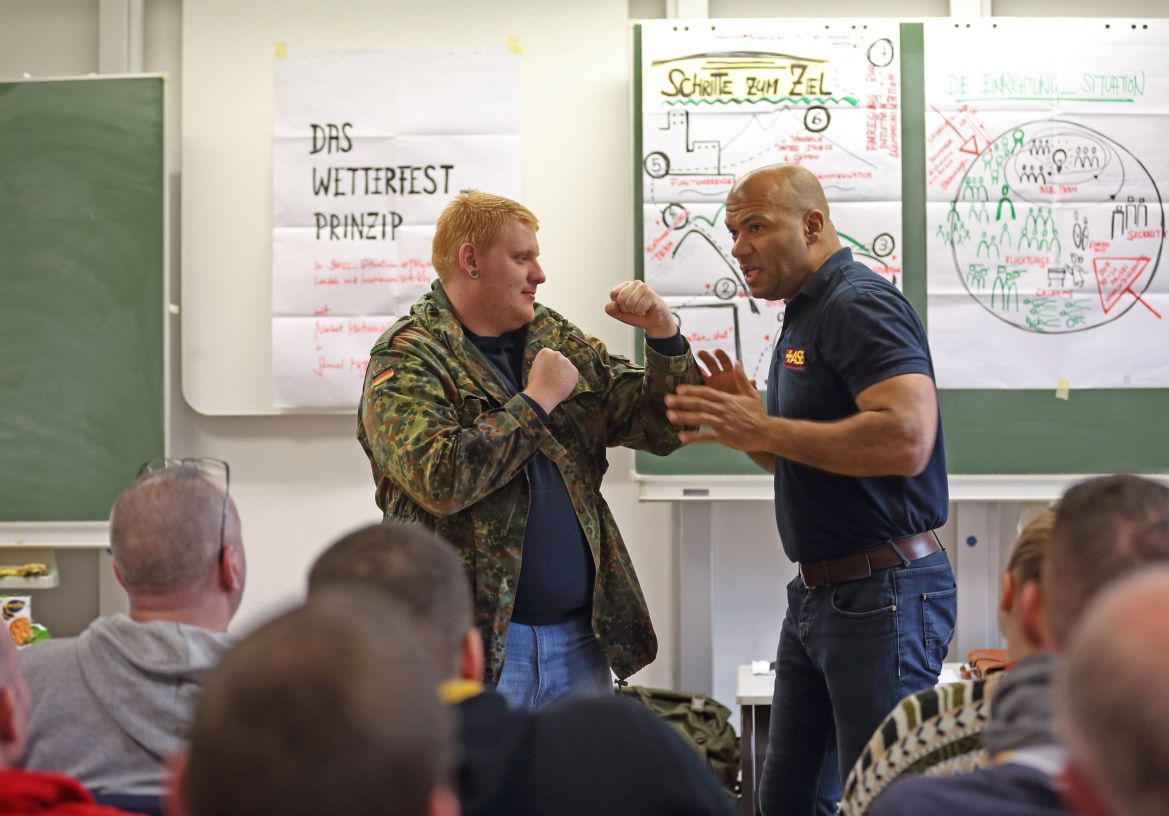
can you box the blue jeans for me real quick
[758,549,956,816]
[494,613,613,711]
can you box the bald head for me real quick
[724,163,841,301]
[1060,566,1169,816]
[730,164,830,219]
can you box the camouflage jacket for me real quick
[357,283,702,683]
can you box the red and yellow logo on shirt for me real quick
[784,348,806,371]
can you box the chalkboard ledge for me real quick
[633,473,773,502]
[0,548,59,590]
[0,523,110,549]
[633,473,1169,503]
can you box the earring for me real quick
[469,267,479,278]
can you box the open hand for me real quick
[697,349,757,397]
[665,384,768,451]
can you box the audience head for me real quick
[1040,474,1169,650]
[308,521,478,680]
[997,505,1056,660]
[109,459,245,628]
[177,591,456,816]
[1059,564,1169,816]
[0,631,29,768]
[431,189,538,282]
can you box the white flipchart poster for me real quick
[640,20,904,383]
[925,20,1169,389]
[272,49,522,408]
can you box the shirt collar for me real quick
[464,325,525,351]
[791,247,853,303]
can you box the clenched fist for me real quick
[523,348,579,414]
[605,280,677,339]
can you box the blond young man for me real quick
[357,191,702,709]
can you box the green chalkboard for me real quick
[633,22,1169,478]
[0,77,164,521]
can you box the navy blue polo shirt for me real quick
[766,248,948,563]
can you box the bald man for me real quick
[665,164,954,815]
[20,463,246,798]
[1060,564,1169,816]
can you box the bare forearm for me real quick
[747,451,776,473]
[668,373,937,477]
[758,410,933,477]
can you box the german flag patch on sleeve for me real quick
[370,367,395,387]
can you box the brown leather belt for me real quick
[798,531,941,589]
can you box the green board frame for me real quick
[633,22,1169,478]
[0,76,165,521]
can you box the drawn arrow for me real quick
[931,105,982,158]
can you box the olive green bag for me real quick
[615,683,741,796]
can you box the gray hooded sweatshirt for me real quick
[19,613,233,795]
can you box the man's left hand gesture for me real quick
[605,281,677,339]
[665,384,770,451]
[697,349,756,397]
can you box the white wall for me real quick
[2,0,1162,699]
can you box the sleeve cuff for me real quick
[645,330,687,358]
[519,393,549,422]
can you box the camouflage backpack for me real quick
[616,683,741,796]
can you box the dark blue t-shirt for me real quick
[766,248,948,563]
[465,327,593,625]
[466,326,688,624]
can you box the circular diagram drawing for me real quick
[946,120,1164,334]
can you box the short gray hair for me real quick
[182,591,452,816]
[307,522,472,676]
[109,466,236,591]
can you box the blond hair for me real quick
[431,190,538,281]
[1005,505,1056,585]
